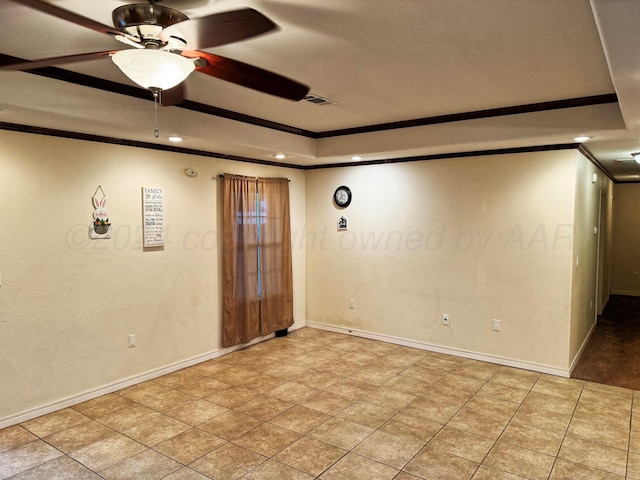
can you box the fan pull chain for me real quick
[153,89,160,138]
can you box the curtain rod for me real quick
[218,174,290,182]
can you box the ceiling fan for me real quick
[0,0,310,104]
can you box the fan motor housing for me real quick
[113,3,188,44]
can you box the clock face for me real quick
[334,186,352,207]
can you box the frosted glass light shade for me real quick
[634,154,640,165]
[112,49,195,90]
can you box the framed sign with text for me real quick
[142,186,164,247]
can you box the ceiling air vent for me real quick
[303,94,336,106]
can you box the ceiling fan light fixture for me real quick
[112,49,195,91]
[632,152,640,165]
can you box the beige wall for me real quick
[0,128,612,426]
[0,130,306,425]
[611,183,640,295]
[305,150,577,371]
[568,153,613,367]
[306,151,576,369]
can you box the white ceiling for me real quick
[2,0,640,180]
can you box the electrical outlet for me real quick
[492,319,501,332]
[128,334,136,348]
[349,299,355,309]
[442,314,450,325]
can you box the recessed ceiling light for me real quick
[574,136,591,142]
[273,153,286,159]
[168,136,183,143]
[351,156,362,161]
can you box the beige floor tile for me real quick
[242,374,289,393]
[326,378,376,400]
[71,393,133,419]
[490,367,540,390]
[154,428,226,464]
[275,436,347,476]
[510,405,572,433]
[99,449,181,480]
[549,458,624,479]
[631,430,640,454]
[123,415,190,447]
[628,451,640,479]
[5,329,640,480]
[190,442,266,480]
[483,441,555,480]
[309,418,374,450]
[0,440,63,479]
[268,382,319,403]
[399,365,446,386]
[478,380,530,404]
[96,403,160,431]
[209,366,261,386]
[362,386,416,410]
[162,467,211,480]
[6,455,93,480]
[531,374,584,400]
[567,416,629,450]
[393,472,423,480]
[198,410,262,440]
[447,407,509,439]
[383,373,434,395]
[300,391,353,415]
[21,408,88,437]
[452,359,501,381]
[319,452,398,479]
[234,395,293,421]
[463,394,520,420]
[498,422,564,456]
[378,411,441,443]
[241,459,314,479]
[233,422,301,457]
[437,373,487,395]
[134,388,196,413]
[337,400,398,429]
[70,433,146,472]
[427,426,494,463]
[167,399,229,425]
[522,391,578,415]
[205,385,260,409]
[43,419,115,453]
[269,405,332,434]
[168,377,231,398]
[404,446,479,480]
[353,430,423,469]
[558,436,627,477]
[573,402,631,430]
[0,426,37,453]
[471,465,529,479]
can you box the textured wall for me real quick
[0,130,306,423]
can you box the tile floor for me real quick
[1,327,640,479]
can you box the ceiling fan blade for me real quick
[183,51,309,101]
[160,8,277,50]
[7,0,128,38]
[0,51,116,71]
[160,83,185,106]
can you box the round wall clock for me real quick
[333,185,352,208]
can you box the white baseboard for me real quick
[611,289,640,297]
[568,319,598,375]
[306,321,570,378]
[0,320,306,430]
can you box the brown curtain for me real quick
[258,177,294,336]
[222,174,293,347]
[222,174,260,347]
